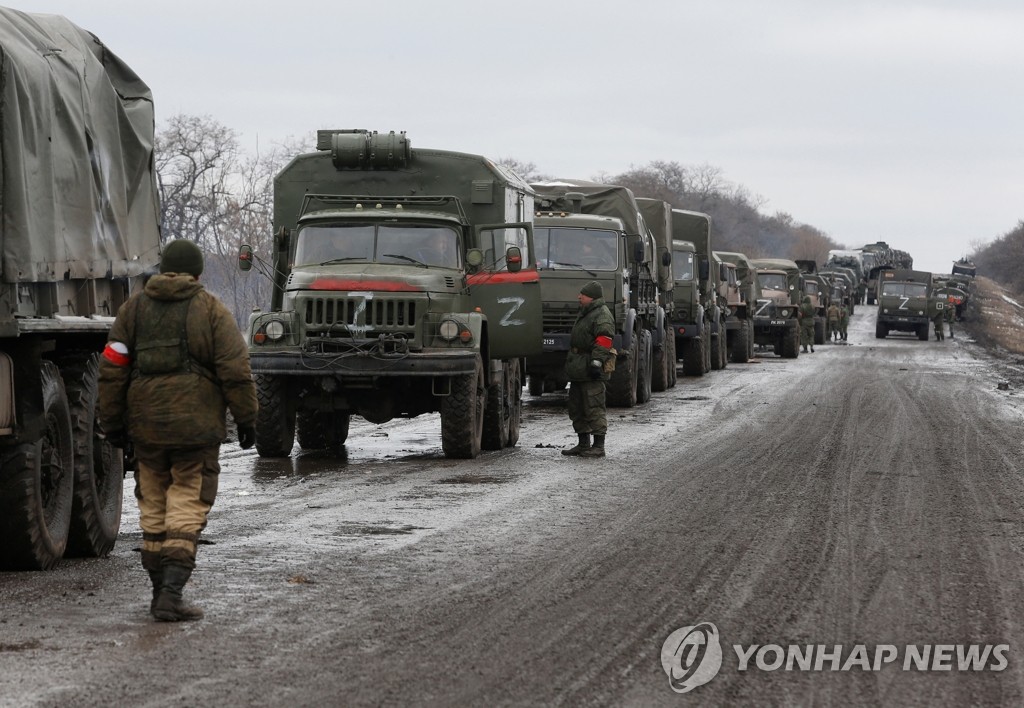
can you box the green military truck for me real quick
[636,198,677,391]
[750,258,802,358]
[796,260,828,345]
[524,181,664,407]
[875,269,932,340]
[826,250,867,305]
[1,9,162,570]
[670,210,725,375]
[715,251,758,363]
[241,131,542,459]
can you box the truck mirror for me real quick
[698,257,710,282]
[661,251,672,267]
[633,241,644,264]
[239,244,254,272]
[505,246,523,273]
[720,263,729,280]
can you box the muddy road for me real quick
[3,308,1024,707]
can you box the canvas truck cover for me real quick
[532,179,646,237]
[0,8,161,283]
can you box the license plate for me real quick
[769,320,787,326]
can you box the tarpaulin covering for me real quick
[0,7,161,283]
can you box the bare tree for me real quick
[496,157,548,183]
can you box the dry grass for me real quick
[961,276,1024,354]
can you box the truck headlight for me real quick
[265,320,286,341]
[439,318,460,342]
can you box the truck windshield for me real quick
[759,273,787,291]
[294,223,460,268]
[535,227,617,271]
[673,252,695,281]
[881,282,927,297]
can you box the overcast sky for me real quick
[9,0,1023,273]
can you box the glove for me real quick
[101,428,129,449]
[588,359,603,379]
[238,425,257,450]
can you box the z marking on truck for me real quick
[898,296,909,310]
[497,296,525,326]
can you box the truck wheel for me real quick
[681,337,705,377]
[527,373,544,397]
[606,332,638,407]
[814,319,825,345]
[667,330,678,387]
[506,359,522,447]
[782,325,800,358]
[636,329,653,404]
[483,360,512,450]
[62,354,122,558]
[651,328,669,393]
[730,320,751,363]
[875,322,888,339]
[297,411,351,449]
[254,374,296,457]
[0,362,74,570]
[441,355,485,459]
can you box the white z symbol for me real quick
[497,296,525,327]
[898,297,909,310]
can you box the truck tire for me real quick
[607,332,639,407]
[814,319,825,345]
[651,329,669,393]
[636,329,653,404]
[527,373,544,397]
[711,321,727,370]
[62,354,122,558]
[730,320,751,363]
[441,355,485,459]
[917,323,930,341]
[254,374,296,457]
[0,362,74,570]
[483,359,521,450]
[296,410,351,450]
[875,322,888,339]
[782,324,800,358]
[681,336,705,377]
[667,329,678,387]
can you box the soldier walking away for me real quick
[799,296,815,353]
[98,240,258,621]
[839,300,850,341]
[562,281,616,458]
[826,301,841,342]
[945,299,955,339]
[932,303,946,341]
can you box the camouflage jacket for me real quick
[98,273,257,448]
[565,298,616,382]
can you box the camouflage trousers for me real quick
[135,445,221,570]
[567,379,607,436]
[933,316,945,340]
[800,322,815,346]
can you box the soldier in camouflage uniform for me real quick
[945,298,955,339]
[799,295,816,353]
[932,303,946,341]
[562,281,616,458]
[839,300,850,341]
[826,301,841,342]
[99,240,258,621]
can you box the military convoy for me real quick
[0,10,162,570]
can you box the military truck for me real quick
[524,181,664,407]
[861,242,897,304]
[826,250,867,305]
[949,258,977,319]
[0,9,162,570]
[635,198,677,391]
[715,251,758,363]
[875,269,933,340]
[750,258,801,358]
[670,210,725,374]
[796,260,828,345]
[241,131,542,459]
[820,265,858,315]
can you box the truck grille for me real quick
[301,295,418,336]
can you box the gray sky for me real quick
[9,0,1023,273]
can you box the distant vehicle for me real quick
[1,9,162,570]
[670,210,726,374]
[750,258,802,358]
[714,251,756,363]
[875,269,933,340]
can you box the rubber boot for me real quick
[153,561,204,622]
[562,433,591,456]
[147,570,163,615]
[581,434,605,458]
[810,345,815,352]
[802,346,808,353]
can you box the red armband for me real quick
[102,342,131,367]
[595,335,613,349]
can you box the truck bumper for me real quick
[249,350,478,377]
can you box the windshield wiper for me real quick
[317,257,365,266]
[382,254,428,267]
[549,261,597,277]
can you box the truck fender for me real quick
[619,309,637,353]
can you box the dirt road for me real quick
[3,308,1024,707]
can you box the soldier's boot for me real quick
[580,434,605,458]
[802,345,808,353]
[152,561,204,622]
[561,433,591,456]
[810,345,815,352]
[147,570,163,615]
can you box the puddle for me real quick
[435,474,511,485]
[335,523,428,536]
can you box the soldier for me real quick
[799,295,816,353]
[826,301,841,342]
[945,298,956,339]
[932,302,946,341]
[98,240,258,622]
[562,280,616,458]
